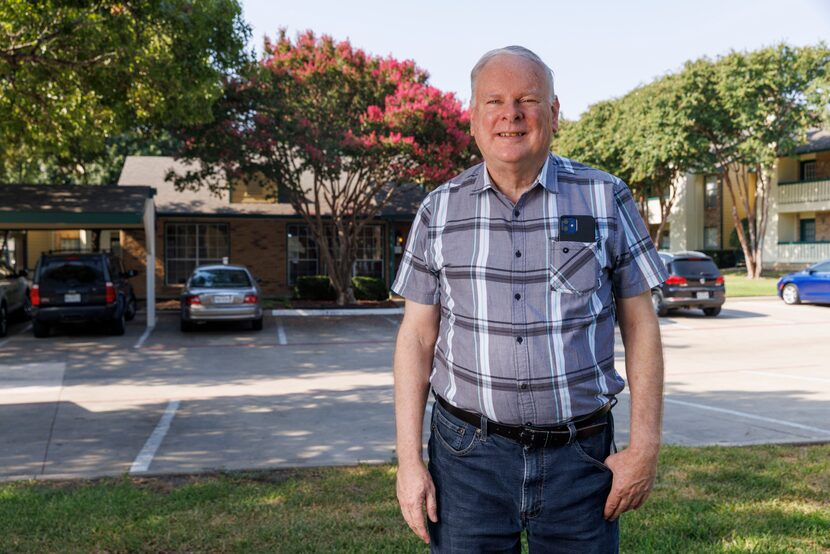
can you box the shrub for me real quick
[294,276,336,300]
[352,276,389,301]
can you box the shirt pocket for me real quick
[549,240,601,294]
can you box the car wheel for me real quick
[33,320,51,338]
[180,320,194,332]
[703,307,721,317]
[0,303,7,338]
[251,317,263,331]
[20,292,32,321]
[651,291,669,317]
[110,312,126,336]
[782,283,801,305]
[125,295,137,321]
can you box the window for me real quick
[800,219,816,243]
[704,177,719,210]
[659,231,670,251]
[286,223,385,285]
[353,225,384,279]
[165,223,230,285]
[704,226,719,249]
[287,224,319,285]
[800,160,817,181]
[811,261,830,273]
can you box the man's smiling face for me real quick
[470,54,559,172]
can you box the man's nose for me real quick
[501,101,523,120]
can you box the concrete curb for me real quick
[271,308,403,317]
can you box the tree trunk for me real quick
[722,170,757,278]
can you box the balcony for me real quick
[776,241,830,263]
[778,178,830,205]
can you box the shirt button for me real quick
[525,422,533,427]
[563,247,570,254]
[514,293,521,301]
[514,210,520,217]
[520,383,528,390]
[516,336,523,344]
[515,250,521,258]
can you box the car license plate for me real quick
[212,295,233,304]
[695,292,710,299]
[64,293,81,303]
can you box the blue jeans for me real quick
[427,401,619,553]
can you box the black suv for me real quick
[30,252,138,337]
[652,251,725,317]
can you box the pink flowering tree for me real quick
[171,30,471,304]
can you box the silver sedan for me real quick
[180,265,263,332]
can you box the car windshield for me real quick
[190,268,251,288]
[672,259,719,276]
[40,258,104,285]
[809,261,830,273]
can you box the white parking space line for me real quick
[741,370,830,384]
[664,397,830,435]
[133,325,155,349]
[130,400,180,474]
[276,320,288,345]
[0,323,33,348]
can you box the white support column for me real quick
[143,198,156,329]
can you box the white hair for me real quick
[470,46,555,107]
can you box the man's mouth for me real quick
[497,132,526,137]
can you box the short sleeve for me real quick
[610,180,669,298]
[391,194,440,305]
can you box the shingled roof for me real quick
[0,184,154,225]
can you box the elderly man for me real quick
[391,45,667,552]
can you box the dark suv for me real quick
[652,251,725,317]
[30,252,138,337]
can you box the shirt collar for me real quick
[471,153,564,195]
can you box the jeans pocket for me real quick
[431,405,480,457]
[570,425,612,473]
[549,240,600,294]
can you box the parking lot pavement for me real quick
[0,297,828,481]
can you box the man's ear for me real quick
[551,96,561,134]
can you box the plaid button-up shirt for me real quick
[392,154,668,425]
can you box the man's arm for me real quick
[394,299,441,544]
[603,289,664,521]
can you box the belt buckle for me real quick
[518,427,536,447]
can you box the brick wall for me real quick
[122,217,294,299]
[815,152,830,180]
[817,211,830,241]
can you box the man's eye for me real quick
[521,98,539,103]
[487,99,500,105]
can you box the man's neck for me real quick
[485,155,548,204]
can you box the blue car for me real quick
[777,259,830,305]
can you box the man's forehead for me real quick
[476,55,546,84]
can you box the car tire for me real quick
[125,294,137,321]
[251,317,263,331]
[782,283,801,305]
[180,320,194,333]
[0,303,7,338]
[110,312,126,336]
[20,292,32,321]
[33,320,50,338]
[651,291,669,317]
[703,307,721,317]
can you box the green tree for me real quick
[0,0,250,184]
[171,31,472,305]
[678,44,830,277]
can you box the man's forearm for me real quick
[618,295,664,455]
[393,329,435,466]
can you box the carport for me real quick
[0,185,158,328]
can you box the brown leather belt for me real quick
[434,394,612,449]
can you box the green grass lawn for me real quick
[722,268,782,297]
[0,444,827,553]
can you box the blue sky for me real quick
[240,0,830,118]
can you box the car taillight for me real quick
[105,282,116,304]
[186,295,201,306]
[665,275,688,286]
[243,294,258,304]
[30,285,40,307]
[715,276,725,285]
